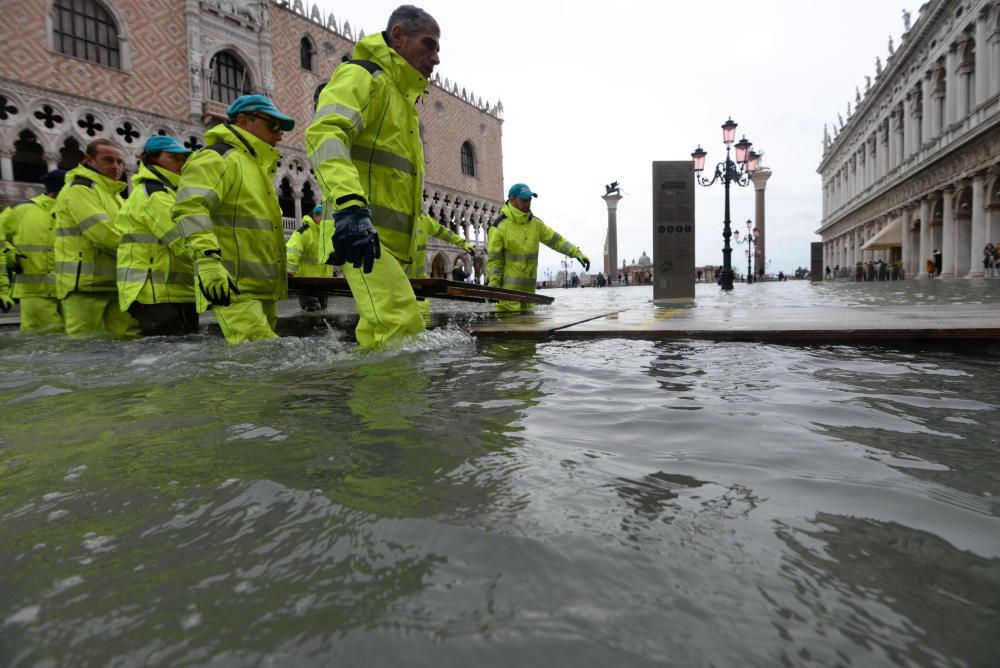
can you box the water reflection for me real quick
[2,317,1000,666]
[776,513,1000,666]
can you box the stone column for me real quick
[941,186,956,278]
[991,23,1000,99]
[0,148,13,182]
[293,190,303,222]
[750,167,771,278]
[976,11,989,107]
[967,174,987,278]
[918,198,932,278]
[901,207,912,278]
[43,152,60,172]
[601,190,622,280]
[945,43,959,127]
[922,72,933,142]
[888,111,899,170]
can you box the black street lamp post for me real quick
[691,118,760,291]
[733,219,758,284]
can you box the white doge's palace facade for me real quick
[0,0,504,282]
[817,0,1000,279]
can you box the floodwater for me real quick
[1,281,999,667]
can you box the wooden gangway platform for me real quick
[3,283,999,345]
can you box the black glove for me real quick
[330,207,380,274]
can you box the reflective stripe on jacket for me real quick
[169,123,287,301]
[306,31,428,265]
[116,163,194,309]
[53,165,126,298]
[486,202,579,293]
[2,195,58,298]
[286,215,334,278]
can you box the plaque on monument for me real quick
[652,161,695,301]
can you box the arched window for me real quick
[52,0,121,69]
[209,51,252,105]
[13,130,46,183]
[278,178,296,218]
[460,141,475,177]
[58,136,84,170]
[300,36,315,71]
[301,181,317,216]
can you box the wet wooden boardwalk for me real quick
[466,303,1000,343]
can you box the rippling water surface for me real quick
[1,282,999,667]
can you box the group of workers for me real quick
[0,4,589,349]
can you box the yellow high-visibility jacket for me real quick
[286,214,334,278]
[116,163,194,310]
[1,195,58,299]
[409,214,469,278]
[306,31,428,268]
[170,123,287,302]
[486,202,580,292]
[53,165,126,298]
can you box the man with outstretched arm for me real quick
[306,4,440,349]
[487,183,590,313]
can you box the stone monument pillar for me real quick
[652,162,695,301]
[602,187,622,281]
[750,167,772,278]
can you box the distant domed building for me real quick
[621,251,652,285]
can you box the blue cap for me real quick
[143,135,191,155]
[508,183,537,199]
[41,169,67,193]
[311,204,324,216]
[226,94,295,131]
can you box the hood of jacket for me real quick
[500,201,533,226]
[65,163,127,196]
[132,162,181,190]
[204,122,281,173]
[353,31,429,104]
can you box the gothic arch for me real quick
[45,0,133,72]
[203,47,258,102]
[12,128,47,183]
[300,34,316,71]
[430,252,448,279]
[108,114,145,147]
[72,108,111,141]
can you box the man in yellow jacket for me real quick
[286,204,335,312]
[116,135,196,335]
[409,213,474,319]
[170,95,293,344]
[54,138,140,337]
[0,169,65,331]
[306,5,439,349]
[487,183,590,313]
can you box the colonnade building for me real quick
[0,0,503,280]
[817,0,1000,279]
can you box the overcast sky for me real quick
[311,0,924,276]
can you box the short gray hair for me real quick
[386,5,439,35]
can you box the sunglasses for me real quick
[250,113,283,132]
